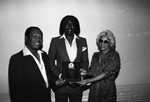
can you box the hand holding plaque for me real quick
[55,79,66,86]
[62,62,81,83]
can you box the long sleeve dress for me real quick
[88,50,121,102]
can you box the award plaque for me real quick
[62,62,81,83]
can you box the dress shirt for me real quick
[23,46,49,88]
[60,34,79,62]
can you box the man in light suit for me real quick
[8,26,54,102]
[48,15,89,102]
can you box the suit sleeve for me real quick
[81,38,89,71]
[8,55,27,102]
[48,38,60,78]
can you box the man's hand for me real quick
[80,69,87,76]
[55,79,66,86]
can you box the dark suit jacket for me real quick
[48,36,89,91]
[8,50,55,102]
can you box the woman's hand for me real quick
[77,79,90,86]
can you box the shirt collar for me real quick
[60,34,80,40]
[23,45,43,56]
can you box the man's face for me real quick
[26,29,43,51]
[64,19,75,36]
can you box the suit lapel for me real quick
[41,53,50,82]
[58,37,83,62]
[75,38,82,61]
[23,55,45,83]
[59,38,70,61]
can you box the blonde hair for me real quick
[96,30,116,49]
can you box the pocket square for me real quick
[82,47,87,51]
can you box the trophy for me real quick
[62,62,81,84]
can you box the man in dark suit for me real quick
[48,15,89,102]
[8,26,54,102]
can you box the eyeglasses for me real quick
[99,39,109,44]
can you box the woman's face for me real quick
[98,36,110,52]
[64,19,75,36]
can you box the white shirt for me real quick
[60,34,79,62]
[23,46,49,88]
